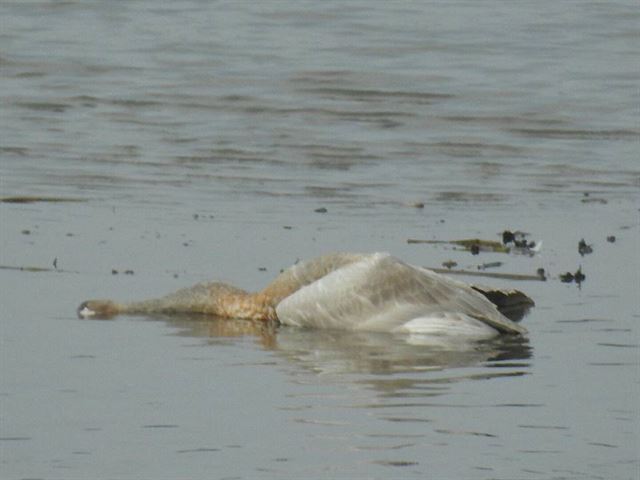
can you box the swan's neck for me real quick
[216,292,277,321]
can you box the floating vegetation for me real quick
[1,196,85,204]
[0,263,82,274]
[407,238,509,253]
[0,265,53,273]
[408,231,541,256]
[478,261,503,270]
[428,267,546,282]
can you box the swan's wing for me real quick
[276,253,526,335]
[260,252,368,304]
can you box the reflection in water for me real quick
[141,313,531,379]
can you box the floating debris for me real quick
[409,236,543,256]
[407,238,509,253]
[502,230,541,254]
[0,264,78,274]
[578,239,593,256]
[560,267,586,284]
[502,230,517,244]
[606,235,616,243]
[560,272,574,283]
[314,207,328,213]
[428,267,546,282]
[193,213,214,220]
[478,261,503,270]
[1,196,84,204]
[581,197,608,204]
[1,265,52,273]
[441,260,457,269]
[112,269,135,275]
[502,230,533,247]
[536,268,547,281]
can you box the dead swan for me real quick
[78,252,532,337]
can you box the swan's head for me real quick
[77,300,120,319]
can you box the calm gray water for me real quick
[1,1,638,479]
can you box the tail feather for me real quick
[471,285,534,322]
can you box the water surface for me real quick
[1,1,638,479]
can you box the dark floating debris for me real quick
[314,207,328,213]
[560,272,574,283]
[1,196,84,204]
[258,267,267,272]
[409,234,541,255]
[581,196,608,204]
[578,238,593,256]
[441,260,457,269]
[536,268,547,281]
[502,230,516,244]
[606,235,616,243]
[502,230,540,254]
[0,264,77,274]
[560,267,585,285]
[113,269,135,275]
[193,213,214,220]
[478,261,503,270]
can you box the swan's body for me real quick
[78,252,530,337]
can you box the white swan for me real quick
[78,252,530,337]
